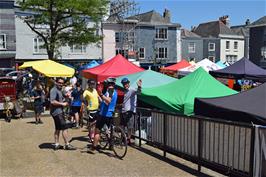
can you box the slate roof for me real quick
[193,21,238,37]
[249,16,266,27]
[181,29,201,38]
[231,26,249,37]
[107,10,181,27]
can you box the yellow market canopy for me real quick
[19,60,75,77]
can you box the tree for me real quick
[18,0,109,59]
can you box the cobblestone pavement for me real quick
[0,112,224,177]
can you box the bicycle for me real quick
[98,120,128,159]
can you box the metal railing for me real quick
[132,107,255,177]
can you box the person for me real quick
[31,81,45,124]
[91,77,118,150]
[70,71,78,87]
[70,82,83,128]
[83,79,100,140]
[120,77,142,145]
[50,77,76,150]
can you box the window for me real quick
[128,32,135,43]
[226,41,230,50]
[208,56,215,62]
[33,37,46,54]
[70,44,86,53]
[0,34,7,50]
[261,46,266,60]
[155,28,168,39]
[95,29,100,36]
[139,48,145,59]
[115,32,120,43]
[234,41,238,50]
[226,55,237,64]
[208,43,215,51]
[188,42,195,53]
[116,49,128,58]
[155,48,168,59]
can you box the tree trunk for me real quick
[47,50,54,60]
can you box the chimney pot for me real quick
[163,9,171,23]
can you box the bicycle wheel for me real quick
[99,130,109,149]
[112,126,127,159]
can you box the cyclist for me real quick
[50,77,76,150]
[120,77,142,145]
[91,77,118,151]
[83,79,99,140]
[70,82,83,128]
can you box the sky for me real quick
[134,0,266,29]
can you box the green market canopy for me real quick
[140,67,237,115]
[116,70,177,89]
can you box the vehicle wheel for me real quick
[99,130,109,150]
[112,126,127,159]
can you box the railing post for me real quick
[163,112,167,157]
[198,119,202,172]
[138,111,141,147]
[249,126,255,177]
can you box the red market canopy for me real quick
[82,54,144,82]
[160,59,191,72]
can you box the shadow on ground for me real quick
[39,142,55,150]
[26,121,37,124]
[132,145,213,177]
[69,136,89,143]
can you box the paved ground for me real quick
[0,111,225,177]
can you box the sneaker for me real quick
[91,145,101,151]
[38,120,43,124]
[54,144,63,151]
[108,145,114,150]
[65,144,76,150]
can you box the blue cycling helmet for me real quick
[121,77,130,84]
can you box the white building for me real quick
[15,8,102,64]
[193,16,245,64]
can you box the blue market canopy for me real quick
[215,61,229,69]
[116,69,177,89]
[78,60,99,71]
[210,57,266,82]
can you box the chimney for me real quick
[191,26,196,32]
[245,19,250,25]
[219,15,230,27]
[163,9,171,23]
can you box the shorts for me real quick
[52,113,68,130]
[96,116,113,130]
[87,110,98,123]
[34,104,44,114]
[71,106,81,114]
[121,111,134,129]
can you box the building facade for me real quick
[0,0,16,68]
[102,9,182,68]
[14,7,102,65]
[231,19,250,58]
[181,29,203,62]
[193,16,245,64]
[249,16,266,68]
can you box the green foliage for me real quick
[17,0,109,59]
